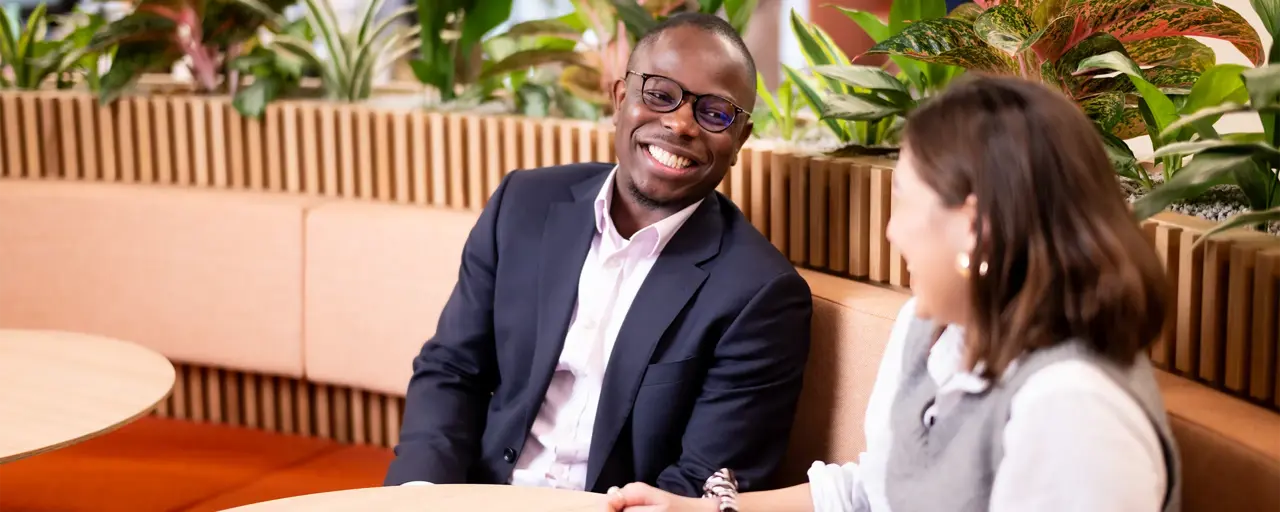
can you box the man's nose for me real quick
[660,100,701,138]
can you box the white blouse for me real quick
[806,299,1168,511]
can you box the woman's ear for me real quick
[956,194,980,254]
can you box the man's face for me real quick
[610,26,754,210]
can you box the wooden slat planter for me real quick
[1,88,1277,411]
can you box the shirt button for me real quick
[503,447,517,462]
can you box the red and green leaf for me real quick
[1111,106,1148,139]
[948,2,986,22]
[867,17,1016,73]
[1124,36,1214,72]
[1081,90,1125,130]
[1034,0,1263,67]
[1076,65,1200,96]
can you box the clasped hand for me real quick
[601,483,718,512]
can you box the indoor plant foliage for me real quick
[0,4,106,90]
[864,0,1265,145]
[89,0,293,104]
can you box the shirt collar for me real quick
[593,166,704,257]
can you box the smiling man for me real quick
[384,13,813,497]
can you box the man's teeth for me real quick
[647,144,693,169]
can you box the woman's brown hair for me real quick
[903,73,1170,380]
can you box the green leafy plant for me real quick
[863,0,1265,144]
[90,0,293,104]
[754,71,805,141]
[786,9,929,153]
[227,16,314,117]
[832,0,965,97]
[415,0,512,102]
[0,4,100,90]
[267,0,419,102]
[50,7,112,91]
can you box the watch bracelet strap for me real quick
[702,468,740,512]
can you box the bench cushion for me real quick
[0,180,317,376]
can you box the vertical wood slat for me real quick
[385,398,402,448]
[352,390,368,444]
[207,369,224,423]
[338,107,356,198]
[97,100,119,182]
[300,105,321,195]
[448,114,466,207]
[266,104,283,191]
[187,366,206,422]
[808,157,829,270]
[868,167,892,283]
[334,388,351,443]
[485,117,504,199]
[769,150,789,255]
[411,112,430,204]
[1176,230,1205,376]
[316,385,332,439]
[595,124,613,163]
[281,103,302,192]
[540,120,557,168]
[227,102,245,189]
[296,381,313,437]
[558,121,575,166]
[282,103,302,192]
[1199,239,1234,385]
[246,105,265,190]
[320,106,339,196]
[1,95,21,177]
[576,123,594,164]
[20,96,41,178]
[429,113,448,206]
[1150,224,1183,369]
[76,95,99,180]
[57,94,79,179]
[39,95,61,179]
[501,116,521,178]
[522,118,540,170]
[750,148,770,234]
[171,363,189,419]
[828,160,849,274]
[280,380,297,434]
[729,148,750,217]
[262,376,278,432]
[225,371,242,426]
[466,115,484,209]
[392,111,411,203]
[190,97,210,186]
[119,99,140,183]
[209,100,228,187]
[369,394,386,447]
[356,108,375,199]
[788,154,808,265]
[244,374,261,428]
[374,111,393,201]
[1250,249,1280,403]
[847,163,871,279]
[1224,243,1265,392]
[173,97,193,185]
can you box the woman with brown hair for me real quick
[604,74,1180,512]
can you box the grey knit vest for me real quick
[883,317,1181,512]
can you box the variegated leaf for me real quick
[1124,36,1214,72]
[1111,106,1148,140]
[973,4,1038,54]
[1077,51,1178,133]
[948,2,985,23]
[1080,91,1125,130]
[1076,66,1199,96]
[822,92,903,121]
[1034,1,1264,67]
[867,17,1016,73]
[1053,32,1127,92]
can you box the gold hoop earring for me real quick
[956,253,988,277]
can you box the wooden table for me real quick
[0,329,175,464]
[224,484,608,511]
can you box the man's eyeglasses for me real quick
[625,70,748,133]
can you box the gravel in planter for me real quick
[1121,177,1280,236]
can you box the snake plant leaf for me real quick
[724,0,757,34]
[888,0,947,35]
[811,64,909,95]
[835,7,889,43]
[1034,0,1263,67]
[506,18,585,40]
[867,17,1016,73]
[1131,150,1256,220]
[1194,206,1280,244]
[459,0,512,58]
[972,4,1038,55]
[782,63,847,142]
[1151,140,1280,160]
[560,64,607,105]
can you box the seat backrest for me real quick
[777,270,909,486]
[302,199,479,395]
[0,180,318,377]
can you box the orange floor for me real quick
[0,416,394,511]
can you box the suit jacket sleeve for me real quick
[383,172,514,485]
[655,270,814,496]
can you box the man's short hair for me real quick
[627,12,757,85]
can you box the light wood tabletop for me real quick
[0,329,175,464]
[223,484,608,511]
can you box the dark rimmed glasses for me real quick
[626,70,749,133]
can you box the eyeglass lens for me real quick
[640,75,737,132]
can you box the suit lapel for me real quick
[585,197,724,491]
[520,174,607,437]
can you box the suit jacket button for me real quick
[503,448,516,462]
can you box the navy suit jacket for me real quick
[384,163,813,496]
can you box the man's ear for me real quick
[611,78,627,123]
